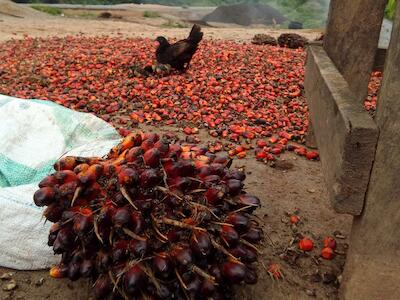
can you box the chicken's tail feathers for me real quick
[188,24,203,44]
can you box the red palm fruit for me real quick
[179,160,197,177]
[80,259,94,277]
[203,175,221,187]
[210,163,225,176]
[192,145,208,156]
[323,237,337,250]
[141,139,154,152]
[144,148,161,167]
[170,245,193,267]
[131,212,145,234]
[169,176,191,192]
[140,169,161,188]
[118,166,139,186]
[125,146,143,162]
[112,207,131,227]
[321,247,334,260]
[73,213,93,235]
[54,156,78,171]
[78,164,103,184]
[48,223,61,246]
[224,169,246,181]
[43,203,64,223]
[257,140,267,148]
[306,151,319,160]
[133,133,142,146]
[153,253,172,279]
[154,140,170,158]
[96,250,111,272]
[201,279,216,296]
[222,261,246,284]
[112,240,129,263]
[198,165,212,178]
[54,170,78,184]
[73,163,89,174]
[167,143,182,158]
[238,194,261,208]
[226,179,244,196]
[38,175,57,188]
[244,266,258,284]
[34,187,56,206]
[58,181,78,203]
[124,264,145,295]
[256,150,268,160]
[213,154,229,165]
[93,274,112,300]
[242,226,263,243]
[67,262,81,281]
[141,132,159,143]
[128,238,148,258]
[220,225,239,246]
[299,238,314,251]
[162,160,180,178]
[50,264,68,278]
[190,230,211,257]
[205,187,224,205]
[226,213,249,232]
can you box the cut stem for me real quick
[192,265,216,283]
[71,186,82,207]
[161,217,206,232]
[155,186,183,201]
[93,217,104,244]
[122,227,146,242]
[120,186,138,210]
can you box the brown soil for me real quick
[0,2,343,300]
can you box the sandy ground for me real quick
[0,2,347,300]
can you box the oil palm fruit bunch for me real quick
[34,131,263,300]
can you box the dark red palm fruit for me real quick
[73,163,89,174]
[229,244,247,260]
[226,179,244,196]
[112,207,131,227]
[140,139,154,152]
[167,143,182,158]
[78,164,103,184]
[190,230,212,257]
[93,274,112,300]
[140,169,161,188]
[232,245,257,263]
[133,133,142,146]
[43,203,64,223]
[38,175,58,188]
[73,213,93,235]
[128,238,148,258]
[96,250,111,272]
[244,266,258,284]
[153,253,172,279]
[151,283,172,299]
[201,279,216,296]
[222,261,246,284]
[213,154,230,165]
[48,223,61,246]
[54,170,78,184]
[162,160,180,178]
[198,165,212,178]
[238,194,261,208]
[169,176,191,192]
[209,265,223,283]
[34,187,56,206]
[61,210,77,222]
[131,212,145,234]
[220,225,239,246]
[154,140,170,158]
[170,245,193,267]
[166,229,182,243]
[135,199,153,212]
[67,262,81,281]
[125,146,144,163]
[141,132,159,143]
[186,275,202,294]
[57,181,78,203]
[112,240,129,263]
[203,175,221,188]
[205,187,224,205]
[286,144,295,151]
[80,259,94,278]
[117,166,139,186]
[179,160,197,177]
[242,226,263,243]
[224,169,246,181]
[144,148,161,168]
[54,156,78,171]
[210,163,226,176]
[124,264,145,295]
[226,213,249,232]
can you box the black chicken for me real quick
[155,24,203,72]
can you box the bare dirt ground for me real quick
[0,2,349,300]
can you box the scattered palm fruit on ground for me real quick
[34,132,264,300]
[298,238,314,251]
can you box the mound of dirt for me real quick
[0,0,44,18]
[203,3,286,26]
[278,33,308,49]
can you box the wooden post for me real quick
[340,4,400,299]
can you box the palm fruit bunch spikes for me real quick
[34,131,263,300]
